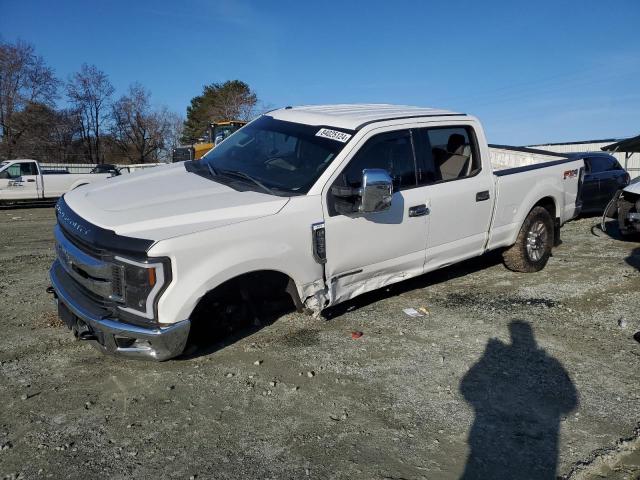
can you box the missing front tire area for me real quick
[187,271,297,350]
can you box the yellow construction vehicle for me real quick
[172,120,247,162]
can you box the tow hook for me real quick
[77,330,98,342]
[46,285,56,297]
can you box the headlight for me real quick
[113,256,170,321]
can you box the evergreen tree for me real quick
[182,80,257,143]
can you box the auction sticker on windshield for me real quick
[316,128,352,143]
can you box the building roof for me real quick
[529,138,620,147]
[268,104,463,131]
[602,135,640,153]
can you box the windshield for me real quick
[186,116,354,196]
[213,125,237,145]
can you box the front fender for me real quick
[151,196,326,324]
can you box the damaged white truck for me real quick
[604,176,640,236]
[49,104,585,360]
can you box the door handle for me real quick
[476,190,490,202]
[26,179,35,183]
[408,204,429,217]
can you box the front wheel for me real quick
[503,206,554,273]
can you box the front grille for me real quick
[75,279,114,309]
[54,224,116,307]
[59,225,108,260]
[51,261,114,318]
[111,265,124,299]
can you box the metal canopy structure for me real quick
[602,135,640,172]
[602,135,640,153]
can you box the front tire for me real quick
[503,206,554,272]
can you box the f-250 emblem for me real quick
[563,169,578,179]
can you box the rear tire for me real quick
[503,206,554,273]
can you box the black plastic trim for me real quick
[493,158,581,177]
[331,269,363,283]
[55,197,154,257]
[488,144,568,158]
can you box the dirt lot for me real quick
[0,207,639,480]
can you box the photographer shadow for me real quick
[460,321,578,480]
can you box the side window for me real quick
[584,158,592,173]
[587,157,609,174]
[7,164,21,179]
[19,162,38,176]
[416,126,480,183]
[338,129,416,191]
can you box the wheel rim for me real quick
[526,221,548,262]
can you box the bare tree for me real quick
[161,111,184,162]
[49,108,84,162]
[0,39,58,159]
[66,63,114,163]
[111,83,175,164]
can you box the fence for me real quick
[530,142,640,177]
[38,162,165,174]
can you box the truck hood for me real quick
[63,163,289,241]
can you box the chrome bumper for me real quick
[49,260,190,361]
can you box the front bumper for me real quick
[49,260,190,361]
[624,212,640,233]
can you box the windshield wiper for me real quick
[205,163,218,177]
[218,169,275,195]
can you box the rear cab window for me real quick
[414,126,481,184]
[20,162,38,176]
[586,156,621,173]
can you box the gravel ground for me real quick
[0,207,638,480]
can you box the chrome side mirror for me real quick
[360,168,393,213]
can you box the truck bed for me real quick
[487,151,584,252]
[489,145,568,171]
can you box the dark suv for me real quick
[568,153,630,213]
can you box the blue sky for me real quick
[2,0,639,145]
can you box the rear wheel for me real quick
[503,206,554,272]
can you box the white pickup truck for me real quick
[0,159,114,205]
[48,104,585,360]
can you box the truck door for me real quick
[322,128,429,304]
[581,158,600,212]
[1,162,40,200]
[594,156,627,207]
[413,125,494,269]
[0,163,13,191]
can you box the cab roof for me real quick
[267,104,464,131]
